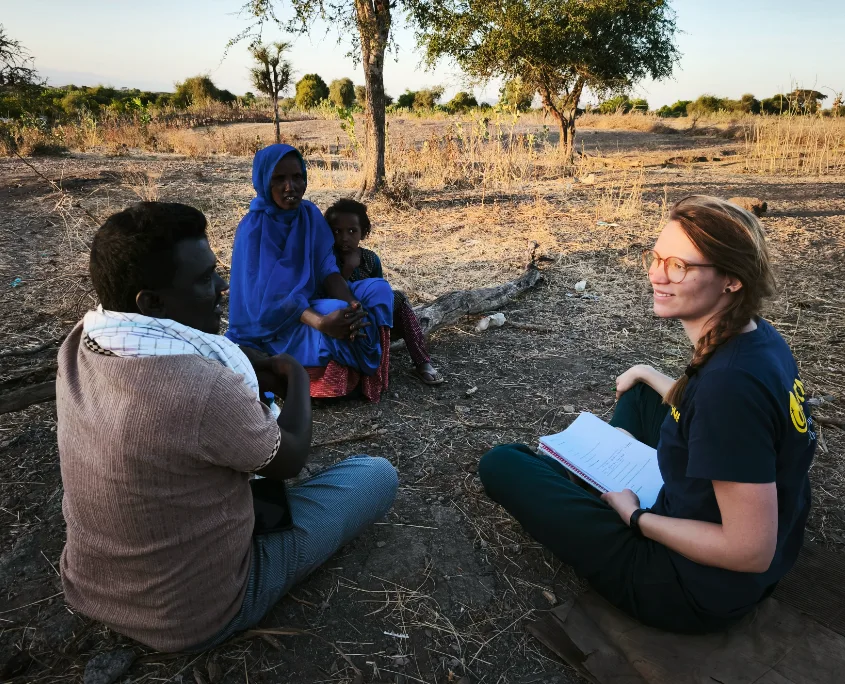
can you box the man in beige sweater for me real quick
[56,202,398,652]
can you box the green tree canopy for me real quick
[787,89,827,114]
[329,77,355,108]
[173,75,237,107]
[61,89,94,115]
[499,77,534,111]
[739,93,761,115]
[413,86,444,110]
[655,99,690,117]
[354,84,367,108]
[295,73,329,108]
[686,94,726,116]
[412,0,679,150]
[761,94,790,115]
[396,90,417,108]
[598,94,648,114]
[446,90,478,112]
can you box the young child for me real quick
[324,198,444,385]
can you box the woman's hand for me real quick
[318,304,369,340]
[615,364,650,400]
[601,489,641,526]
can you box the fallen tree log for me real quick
[0,339,62,359]
[411,265,543,337]
[0,362,58,393]
[0,381,56,415]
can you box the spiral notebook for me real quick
[539,412,664,509]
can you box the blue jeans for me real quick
[193,455,398,650]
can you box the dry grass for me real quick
[744,116,845,175]
[386,118,567,192]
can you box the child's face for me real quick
[331,213,363,254]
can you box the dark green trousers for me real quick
[479,383,734,633]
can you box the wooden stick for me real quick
[815,416,845,429]
[0,381,56,415]
[0,362,58,392]
[508,321,556,333]
[244,628,362,677]
[411,265,543,337]
[0,339,61,358]
[14,152,101,225]
[312,429,386,448]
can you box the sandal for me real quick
[413,367,445,386]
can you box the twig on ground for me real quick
[508,321,557,334]
[244,627,362,677]
[312,429,387,448]
[14,152,102,226]
[0,381,56,415]
[0,591,64,615]
[815,416,845,429]
[0,339,62,358]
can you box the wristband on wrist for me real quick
[629,508,649,537]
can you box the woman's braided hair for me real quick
[663,195,777,407]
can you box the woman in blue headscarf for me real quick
[226,144,394,401]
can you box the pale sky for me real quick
[2,0,843,108]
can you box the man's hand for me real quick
[601,489,641,526]
[319,303,369,340]
[252,353,303,399]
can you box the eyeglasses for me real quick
[641,249,716,284]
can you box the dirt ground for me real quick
[1,120,844,684]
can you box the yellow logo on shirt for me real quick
[670,406,680,422]
[789,378,808,433]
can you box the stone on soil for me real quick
[83,648,135,684]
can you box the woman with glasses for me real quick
[478,196,816,633]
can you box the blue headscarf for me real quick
[226,144,340,346]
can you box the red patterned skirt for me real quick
[305,326,390,403]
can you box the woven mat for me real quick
[528,543,845,684]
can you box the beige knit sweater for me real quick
[56,324,280,651]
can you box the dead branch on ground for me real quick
[412,265,543,337]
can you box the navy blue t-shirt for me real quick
[651,318,816,618]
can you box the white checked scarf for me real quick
[83,306,280,418]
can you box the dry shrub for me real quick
[363,192,568,298]
[306,154,362,190]
[121,164,165,202]
[0,122,69,156]
[744,116,845,175]
[19,119,300,159]
[593,167,646,222]
[386,117,569,192]
[577,111,667,133]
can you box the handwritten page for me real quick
[539,412,664,508]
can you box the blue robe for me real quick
[225,144,393,374]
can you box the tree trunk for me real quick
[355,0,391,195]
[540,77,584,161]
[411,265,542,337]
[0,381,56,415]
[273,97,281,144]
